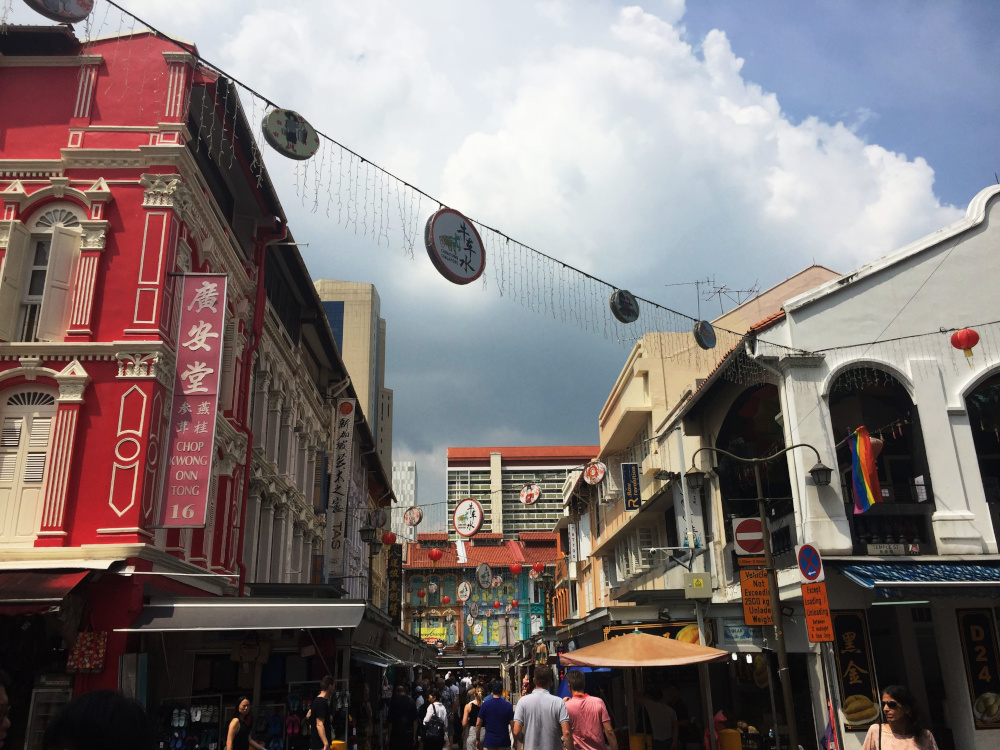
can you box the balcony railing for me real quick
[843,480,935,555]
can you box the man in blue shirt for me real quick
[475,681,514,750]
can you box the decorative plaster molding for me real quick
[0,55,102,68]
[55,359,91,404]
[116,351,174,388]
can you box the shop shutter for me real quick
[1,418,22,447]
[0,224,30,341]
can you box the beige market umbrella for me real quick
[560,630,729,668]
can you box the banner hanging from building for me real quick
[387,543,403,627]
[159,275,228,528]
[831,610,880,730]
[326,398,356,582]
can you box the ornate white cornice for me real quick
[115,349,175,388]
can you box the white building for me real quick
[391,460,418,543]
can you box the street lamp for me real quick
[688,443,831,750]
[359,523,382,602]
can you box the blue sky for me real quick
[13,0,997,530]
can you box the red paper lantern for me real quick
[381,531,397,545]
[428,548,443,567]
[533,562,545,574]
[509,564,522,576]
[442,596,451,604]
[417,590,426,599]
[511,599,519,608]
[951,328,980,367]
[493,600,501,609]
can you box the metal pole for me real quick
[676,428,696,549]
[695,602,718,750]
[755,463,798,750]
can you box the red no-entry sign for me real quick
[733,517,765,555]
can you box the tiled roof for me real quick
[749,310,786,333]
[405,544,461,568]
[416,533,449,541]
[469,533,503,542]
[402,538,559,570]
[447,445,600,466]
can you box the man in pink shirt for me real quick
[564,670,618,750]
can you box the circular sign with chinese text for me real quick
[476,563,492,590]
[424,208,486,285]
[491,575,504,589]
[368,509,388,529]
[610,289,640,323]
[583,461,606,485]
[453,497,484,537]
[457,580,472,602]
[466,614,475,627]
[505,604,513,614]
[23,0,93,23]
[469,602,480,618]
[519,483,541,505]
[472,622,483,636]
[262,109,320,160]
[404,506,423,527]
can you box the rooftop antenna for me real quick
[703,279,761,315]
[664,277,714,319]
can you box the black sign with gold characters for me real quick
[386,543,403,627]
[831,610,880,730]
[957,609,1000,729]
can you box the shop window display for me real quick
[158,695,224,750]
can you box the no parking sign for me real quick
[796,543,825,583]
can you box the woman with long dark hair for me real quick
[226,697,266,750]
[861,686,938,750]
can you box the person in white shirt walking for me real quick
[512,670,573,750]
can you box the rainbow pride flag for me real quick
[847,426,882,514]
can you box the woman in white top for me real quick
[421,689,450,750]
[861,686,938,750]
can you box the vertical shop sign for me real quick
[832,611,880,730]
[386,543,403,627]
[159,275,227,528]
[325,398,356,581]
[621,462,641,511]
[956,609,1000,729]
[567,523,578,563]
[801,582,834,642]
[544,581,554,627]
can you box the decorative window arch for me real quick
[0,202,84,343]
[0,386,58,545]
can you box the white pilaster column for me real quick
[256,496,275,583]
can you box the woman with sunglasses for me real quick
[862,686,938,750]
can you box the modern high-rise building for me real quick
[315,280,394,471]
[446,446,598,539]
[391,460,418,543]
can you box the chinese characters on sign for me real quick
[453,497,484,537]
[424,208,486,285]
[831,611,880,729]
[387,544,403,627]
[956,609,1000,729]
[621,462,641,511]
[159,275,228,528]
[325,398,356,581]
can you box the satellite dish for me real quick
[693,320,717,350]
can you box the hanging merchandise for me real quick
[609,289,640,323]
[261,108,320,160]
[457,581,472,602]
[424,208,486,285]
[583,461,606,485]
[453,497,484,537]
[693,320,717,349]
[22,0,93,23]
[519,483,541,505]
[476,563,492,590]
[951,327,980,367]
[404,506,423,526]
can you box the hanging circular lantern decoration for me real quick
[693,320,717,350]
[368,509,388,529]
[951,328,980,368]
[609,289,640,324]
[261,109,320,160]
[476,562,493,590]
[519,483,542,505]
[493,600,501,610]
[417,589,426,599]
[22,0,93,23]
[457,580,472,602]
[509,564,522,576]
[511,599,519,609]
[428,547,444,567]
[469,602,480,618]
[453,497,484,537]
[472,622,483,636]
[381,531,397,546]
[424,208,486,285]
[427,582,439,595]
[442,595,451,605]
[491,575,504,589]
[533,562,545,574]
[403,506,423,527]
[583,461,607,485]
[505,604,513,614]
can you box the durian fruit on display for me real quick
[842,695,878,724]
[752,655,769,689]
[975,693,1000,723]
[675,625,701,644]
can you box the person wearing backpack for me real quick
[421,689,450,750]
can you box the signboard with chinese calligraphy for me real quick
[325,398,356,581]
[387,543,403,627]
[956,609,1000,728]
[159,275,228,528]
[567,523,578,563]
[832,610,880,729]
[424,208,485,285]
[453,497,483,537]
[739,569,773,626]
[621,462,641,511]
[801,582,834,643]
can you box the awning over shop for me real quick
[0,570,89,615]
[560,631,728,667]
[352,644,401,668]
[116,599,367,631]
[831,561,1000,597]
